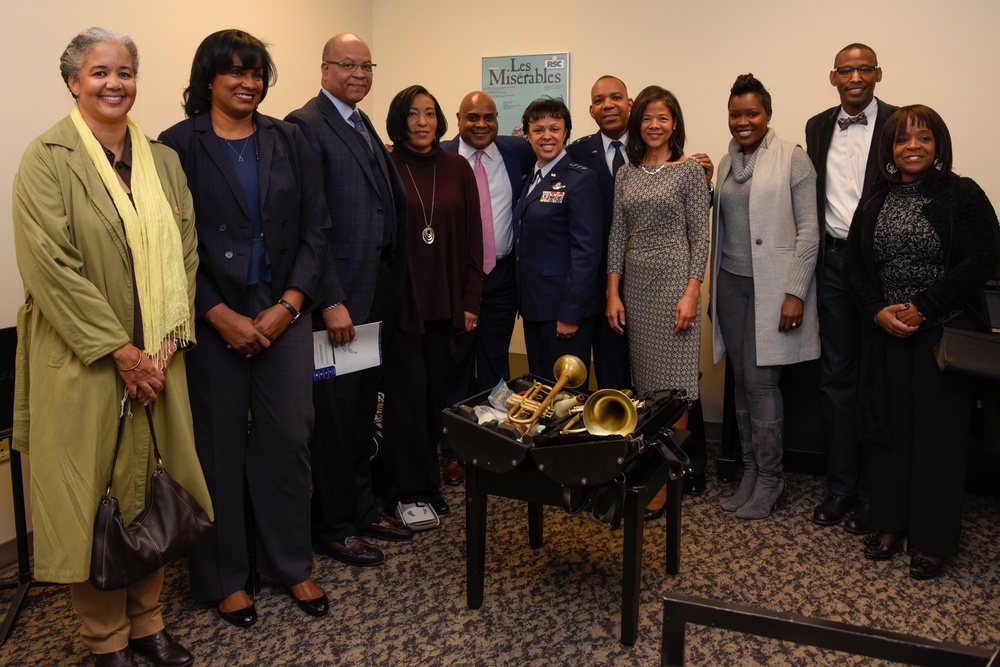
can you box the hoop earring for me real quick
[208,83,213,89]
[886,162,898,175]
[934,157,944,171]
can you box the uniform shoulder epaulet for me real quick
[569,135,591,146]
[566,162,589,172]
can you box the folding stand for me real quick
[0,439,57,647]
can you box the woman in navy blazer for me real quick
[514,98,603,384]
[159,29,329,627]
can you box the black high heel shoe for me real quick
[909,554,944,580]
[863,532,906,561]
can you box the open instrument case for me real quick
[442,374,690,488]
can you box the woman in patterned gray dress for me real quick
[606,86,710,516]
[845,105,999,579]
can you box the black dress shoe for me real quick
[431,497,450,516]
[843,503,872,534]
[314,536,385,566]
[812,493,858,526]
[910,554,944,580]
[215,602,257,628]
[361,511,414,542]
[683,474,706,496]
[287,586,330,617]
[92,649,137,667]
[129,630,193,666]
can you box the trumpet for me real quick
[506,355,588,431]
[560,388,638,436]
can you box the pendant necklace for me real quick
[223,135,254,162]
[404,163,437,244]
[219,123,258,162]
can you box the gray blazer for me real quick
[710,131,821,367]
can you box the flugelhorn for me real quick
[506,355,588,431]
[560,388,638,435]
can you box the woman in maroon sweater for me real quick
[382,85,483,521]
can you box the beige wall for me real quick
[0,0,371,560]
[2,0,998,551]
[370,0,1000,432]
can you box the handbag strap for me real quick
[101,405,163,501]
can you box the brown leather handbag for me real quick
[90,405,212,591]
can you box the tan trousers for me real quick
[69,568,165,654]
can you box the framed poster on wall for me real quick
[481,53,569,137]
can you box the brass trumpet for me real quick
[560,388,638,435]
[506,355,588,431]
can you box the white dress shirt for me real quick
[824,97,879,239]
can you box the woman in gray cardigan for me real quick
[709,74,820,519]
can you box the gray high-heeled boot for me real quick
[736,416,785,520]
[721,410,756,512]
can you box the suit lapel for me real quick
[815,108,839,179]
[194,114,253,221]
[317,95,381,195]
[864,99,892,192]
[255,113,275,209]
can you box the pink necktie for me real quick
[474,150,496,274]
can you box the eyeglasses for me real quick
[833,65,878,77]
[324,60,377,73]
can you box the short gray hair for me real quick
[60,27,139,98]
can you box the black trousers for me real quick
[310,260,393,543]
[870,324,975,557]
[381,320,451,505]
[187,282,314,601]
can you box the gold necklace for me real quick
[404,163,436,244]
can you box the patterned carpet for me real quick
[2,452,999,666]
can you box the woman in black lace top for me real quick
[845,105,999,579]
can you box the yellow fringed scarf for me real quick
[70,107,192,364]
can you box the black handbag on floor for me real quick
[90,405,212,591]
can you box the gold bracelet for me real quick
[116,349,142,372]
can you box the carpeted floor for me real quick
[2,452,999,666]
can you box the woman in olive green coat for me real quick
[12,28,211,667]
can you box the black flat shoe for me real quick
[129,630,193,666]
[644,506,666,522]
[216,602,257,628]
[910,554,944,580]
[863,532,906,561]
[287,587,330,617]
[683,474,706,496]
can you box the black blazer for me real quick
[805,98,898,288]
[159,112,329,318]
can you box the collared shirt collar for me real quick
[458,137,500,162]
[534,149,568,180]
[838,97,878,128]
[321,87,358,123]
[600,131,628,155]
